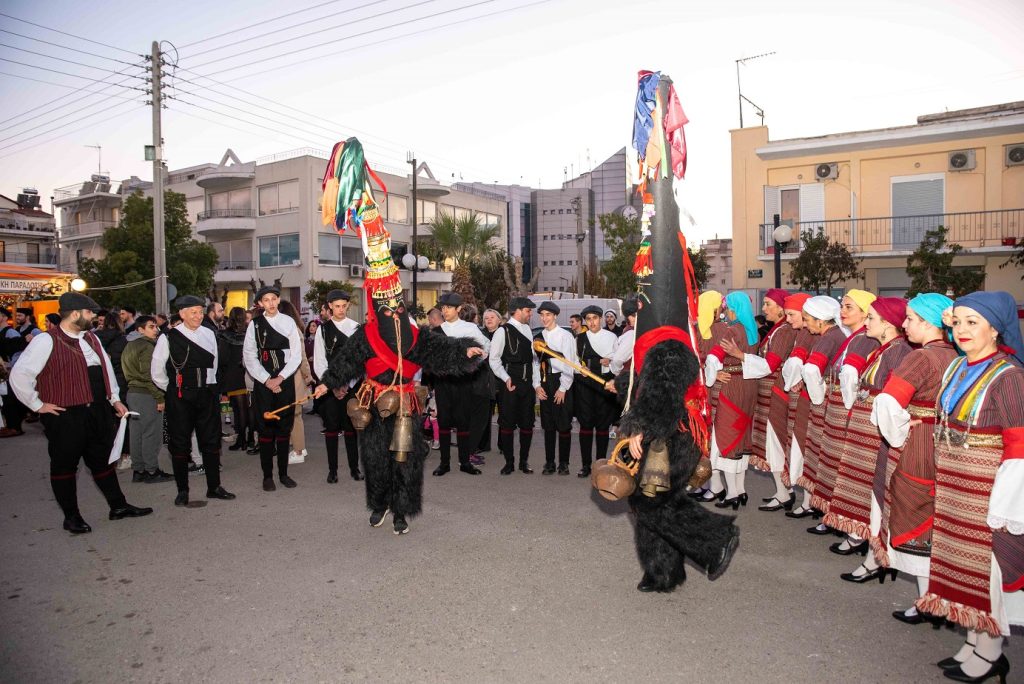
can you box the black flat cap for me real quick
[580,305,603,319]
[0,307,10,318]
[508,296,535,312]
[255,285,281,301]
[58,292,100,311]
[438,292,463,307]
[326,289,350,303]
[175,294,205,310]
[537,301,560,315]
[621,296,639,317]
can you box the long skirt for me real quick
[810,387,848,514]
[823,394,885,540]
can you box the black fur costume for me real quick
[615,339,739,590]
[319,323,481,519]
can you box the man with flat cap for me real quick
[244,285,303,491]
[313,288,362,483]
[10,292,152,534]
[489,296,541,475]
[574,304,620,476]
[534,301,577,475]
[433,291,490,476]
[151,295,236,506]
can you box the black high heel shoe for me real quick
[738,493,748,507]
[688,487,709,500]
[700,489,727,504]
[943,651,1009,683]
[829,539,869,556]
[759,496,791,512]
[840,563,898,584]
[715,496,741,510]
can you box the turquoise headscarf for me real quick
[725,292,759,345]
[908,293,953,330]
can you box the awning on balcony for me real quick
[0,265,77,311]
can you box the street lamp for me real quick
[407,152,419,310]
[401,252,431,313]
[558,276,569,293]
[771,213,793,289]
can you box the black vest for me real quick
[577,333,613,379]
[320,320,351,364]
[501,323,533,382]
[253,315,290,377]
[166,328,216,390]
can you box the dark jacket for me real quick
[217,328,247,393]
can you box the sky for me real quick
[0,0,1021,245]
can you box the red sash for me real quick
[364,319,421,380]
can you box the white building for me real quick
[0,189,57,270]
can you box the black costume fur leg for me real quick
[633,517,687,590]
[359,412,426,518]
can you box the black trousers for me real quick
[253,376,296,479]
[2,390,27,431]
[165,386,222,493]
[40,403,127,517]
[539,372,573,468]
[574,375,618,466]
[497,379,535,467]
[320,385,359,475]
[435,380,490,468]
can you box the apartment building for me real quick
[0,189,57,270]
[701,237,733,292]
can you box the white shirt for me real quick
[242,312,302,385]
[440,319,491,353]
[541,325,577,392]
[151,323,219,392]
[583,329,617,358]
[609,328,635,376]
[10,328,120,412]
[488,319,540,388]
[313,317,359,379]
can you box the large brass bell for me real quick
[639,439,672,498]
[346,398,371,431]
[389,413,415,463]
[414,385,429,412]
[591,439,640,501]
[687,456,712,489]
[375,390,401,418]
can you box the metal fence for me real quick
[197,208,257,220]
[215,260,255,270]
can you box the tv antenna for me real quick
[735,51,775,128]
[85,144,102,174]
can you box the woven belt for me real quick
[722,365,742,373]
[907,404,936,419]
[934,427,1003,448]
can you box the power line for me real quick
[0,102,146,161]
[179,0,355,49]
[0,69,145,132]
[0,11,138,56]
[0,90,144,144]
[0,28,142,65]
[0,42,148,78]
[169,106,331,153]
[0,56,148,87]
[170,96,331,149]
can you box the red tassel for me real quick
[176,372,183,400]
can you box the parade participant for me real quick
[687,290,726,500]
[219,307,251,452]
[10,292,152,533]
[121,316,172,483]
[703,291,760,509]
[277,300,313,465]
[426,307,443,331]
[826,297,912,567]
[604,310,622,336]
[811,289,879,525]
[313,136,486,534]
[535,301,576,475]
[243,286,303,492]
[724,288,797,511]
[313,289,362,483]
[795,295,846,526]
[568,314,582,337]
[773,293,813,515]
[152,295,235,506]
[489,297,540,475]
[477,308,502,457]
[203,301,224,333]
[574,304,619,476]
[0,307,29,437]
[916,291,1023,683]
[865,294,957,623]
[609,297,638,376]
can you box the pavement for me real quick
[1,417,1021,683]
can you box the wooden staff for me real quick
[263,395,312,421]
[533,339,610,387]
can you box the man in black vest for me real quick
[313,289,362,483]
[534,301,577,475]
[574,304,619,476]
[488,297,540,474]
[151,295,236,506]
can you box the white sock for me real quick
[771,472,788,500]
[960,632,1003,677]
[709,470,724,494]
[736,466,747,494]
[801,489,812,510]
[723,471,738,499]
[916,575,928,598]
[953,630,979,664]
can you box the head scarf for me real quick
[803,295,841,323]
[698,290,723,340]
[908,293,953,330]
[953,291,1024,367]
[764,288,788,310]
[844,289,876,314]
[725,292,759,345]
[783,292,810,312]
[871,297,907,328]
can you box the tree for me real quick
[450,264,478,309]
[79,190,217,313]
[1000,238,1024,281]
[688,246,711,291]
[303,279,355,309]
[598,212,641,297]
[427,210,500,268]
[906,226,986,297]
[469,250,515,312]
[787,227,863,294]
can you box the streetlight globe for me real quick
[772,225,793,244]
[401,253,416,269]
[417,255,429,270]
[70,277,87,292]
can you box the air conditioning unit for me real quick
[815,162,838,181]
[1006,144,1024,167]
[349,264,364,279]
[948,149,976,172]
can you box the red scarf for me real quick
[364,318,421,381]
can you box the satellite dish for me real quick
[167,283,178,302]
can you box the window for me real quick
[259,233,300,267]
[892,174,944,249]
[390,241,408,264]
[484,213,501,228]
[318,233,363,266]
[383,194,408,223]
[454,206,470,221]
[558,260,564,266]
[210,188,250,212]
[211,239,252,269]
[543,235,548,241]
[258,180,299,216]
[558,209,564,215]
[416,199,436,224]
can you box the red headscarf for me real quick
[765,288,788,310]
[871,297,908,328]
[783,292,810,311]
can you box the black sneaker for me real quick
[132,471,148,483]
[369,508,389,527]
[146,469,174,483]
[393,515,409,535]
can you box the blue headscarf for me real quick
[725,292,759,345]
[953,291,1024,367]
[908,293,953,330]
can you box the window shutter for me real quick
[763,186,779,225]
[799,183,825,224]
[892,178,943,249]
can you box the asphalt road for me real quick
[1,418,1021,683]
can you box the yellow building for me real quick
[730,102,1024,301]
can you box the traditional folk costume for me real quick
[575,305,619,475]
[314,290,362,483]
[243,287,303,490]
[317,137,484,534]
[489,298,540,474]
[9,293,152,533]
[152,296,235,505]
[534,301,577,475]
[695,291,727,428]
[612,71,739,592]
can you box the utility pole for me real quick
[408,152,418,311]
[149,41,168,315]
[570,196,585,298]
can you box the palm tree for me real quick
[427,210,500,268]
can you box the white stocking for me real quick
[771,472,788,500]
[959,631,1003,677]
[723,471,738,499]
[953,630,979,664]
[736,466,747,494]
[708,469,724,494]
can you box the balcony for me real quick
[1,248,58,267]
[758,209,1023,258]
[213,259,255,284]
[195,162,256,190]
[59,220,115,242]
[196,208,257,238]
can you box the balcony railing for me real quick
[216,260,255,270]
[1,250,58,265]
[198,208,256,220]
[59,221,115,239]
[759,209,1023,256]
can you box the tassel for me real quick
[632,238,654,276]
[176,372,183,399]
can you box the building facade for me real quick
[731,102,1024,302]
[701,237,733,293]
[0,189,57,270]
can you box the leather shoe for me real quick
[519,465,534,474]
[279,475,297,488]
[206,486,236,500]
[432,465,451,477]
[500,464,514,475]
[557,466,570,475]
[109,503,153,520]
[227,441,246,451]
[63,514,91,534]
[829,539,868,556]
[350,469,364,481]
[707,529,740,581]
[577,467,591,478]
[542,465,556,475]
[807,524,833,535]
[459,464,482,475]
[327,471,338,483]
[263,478,276,492]
[245,444,259,455]
[893,609,927,625]
[174,491,189,506]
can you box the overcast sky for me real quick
[0,0,1021,244]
